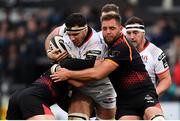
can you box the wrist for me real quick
[67,70,72,79]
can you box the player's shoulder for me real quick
[58,24,66,36]
[91,27,98,36]
[89,27,101,41]
[52,24,66,37]
[97,31,103,39]
[148,42,163,52]
[148,42,165,59]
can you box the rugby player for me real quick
[6,13,116,120]
[125,16,171,96]
[50,14,165,120]
[46,4,124,120]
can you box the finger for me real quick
[57,54,68,61]
[50,75,57,79]
[51,77,60,81]
[54,80,61,82]
[51,49,60,53]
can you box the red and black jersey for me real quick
[105,33,155,96]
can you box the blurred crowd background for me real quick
[0,0,180,119]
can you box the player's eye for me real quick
[109,27,116,30]
[102,27,107,31]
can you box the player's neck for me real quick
[138,38,147,52]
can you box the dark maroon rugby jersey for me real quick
[105,33,154,95]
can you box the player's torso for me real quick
[107,36,154,95]
[139,42,169,87]
[61,26,115,98]
[140,43,157,86]
[62,28,107,59]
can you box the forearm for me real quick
[67,61,112,81]
[51,59,97,82]
[51,59,115,82]
[156,79,172,96]
[68,68,100,81]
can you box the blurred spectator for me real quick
[173,57,180,86]
[163,35,180,100]
[166,35,180,69]
[121,5,135,24]
[79,5,99,30]
[146,16,174,49]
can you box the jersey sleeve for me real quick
[60,58,95,70]
[154,49,169,74]
[84,32,108,60]
[85,42,107,60]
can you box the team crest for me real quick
[141,55,148,63]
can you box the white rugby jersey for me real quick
[58,24,108,59]
[57,25,113,87]
[140,42,169,87]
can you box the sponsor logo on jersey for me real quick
[108,50,121,57]
[85,50,101,59]
[158,52,168,68]
[158,52,166,61]
[144,94,155,103]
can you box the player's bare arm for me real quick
[156,70,172,96]
[50,59,118,82]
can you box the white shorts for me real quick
[79,77,117,109]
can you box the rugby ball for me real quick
[50,36,67,53]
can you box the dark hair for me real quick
[65,13,87,31]
[125,16,144,26]
[101,14,122,24]
[101,4,119,14]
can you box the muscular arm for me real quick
[56,58,96,87]
[156,70,172,96]
[51,59,118,82]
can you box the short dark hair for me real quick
[65,13,87,31]
[125,16,144,26]
[101,14,122,24]
[101,4,119,14]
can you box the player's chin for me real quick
[105,38,114,44]
[131,41,137,47]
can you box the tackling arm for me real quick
[51,59,117,82]
[51,58,96,87]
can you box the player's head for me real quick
[65,13,88,47]
[101,4,119,17]
[101,14,122,44]
[125,16,145,48]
